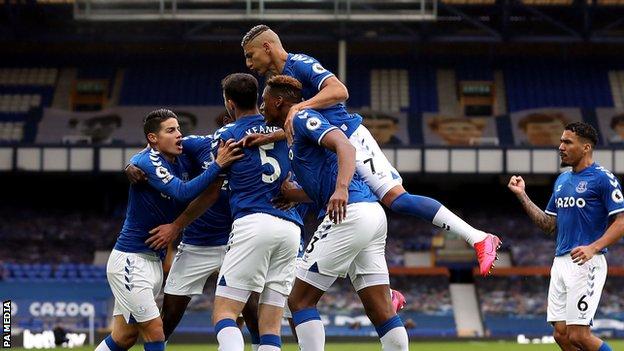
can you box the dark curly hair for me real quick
[565,122,598,146]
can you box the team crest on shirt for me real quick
[576,181,588,193]
[306,117,321,131]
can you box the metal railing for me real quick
[73,0,437,21]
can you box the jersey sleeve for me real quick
[209,127,235,176]
[293,110,338,146]
[545,180,558,216]
[129,151,143,166]
[290,54,335,91]
[136,152,222,203]
[600,172,624,217]
[545,193,558,216]
[182,135,215,166]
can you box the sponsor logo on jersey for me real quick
[576,181,588,193]
[556,196,586,209]
[556,184,562,192]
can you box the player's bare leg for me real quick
[552,322,581,351]
[213,296,247,351]
[567,325,611,351]
[137,317,165,342]
[357,283,409,351]
[242,292,261,350]
[161,294,191,340]
[95,315,139,351]
[257,303,286,350]
[381,184,501,276]
[288,279,327,351]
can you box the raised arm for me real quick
[294,76,349,111]
[508,175,557,235]
[144,139,242,203]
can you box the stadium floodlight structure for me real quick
[73,0,437,22]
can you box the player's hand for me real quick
[571,245,598,265]
[241,133,271,148]
[327,186,348,224]
[125,164,147,184]
[271,194,297,210]
[285,104,301,145]
[280,172,298,193]
[215,139,244,168]
[146,223,182,250]
[507,175,526,195]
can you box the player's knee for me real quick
[552,329,568,345]
[567,330,590,348]
[287,296,315,313]
[138,319,165,342]
[366,309,396,327]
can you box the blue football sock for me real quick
[390,192,441,222]
[599,342,612,351]
[143,341,165,351]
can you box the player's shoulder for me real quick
[135,148,175,183]
[134,148,158,166]
[212,122,238,143]
[289,53,330,75]
[183,134,213,142]
[556,170,572,181]
[289,53,318,64]
[591,163,620,185]
[296,108,324,120]
[294,109,327,129]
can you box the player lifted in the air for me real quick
[95,109,241,351]
[509,122,624,351]
[240,24,500,276]
[263,75,409,351]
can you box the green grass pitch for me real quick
[10,341,624,351]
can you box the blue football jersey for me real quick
[290,109,377,218]
[115,148,222,256]
[545,163,624,256]
[211,115,302,226]
[180,135,232,247]
[282,53,362,137]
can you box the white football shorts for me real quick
[164,243,226,297]
[107,249,162,324]
[216,213,300,300]
[349,124,403,200]
[297,202,389,290]
[547,253,607,325]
